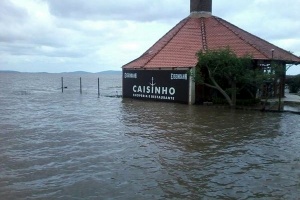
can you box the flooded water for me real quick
[0,73,300,199]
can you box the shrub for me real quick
[288,75,300,93]
[212,98,260,106]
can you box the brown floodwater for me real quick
[0,73,299,199]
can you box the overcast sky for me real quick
[1,0,300,74]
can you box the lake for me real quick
[0,72,299,199]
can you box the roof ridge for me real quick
[214,16,269,59]
[200,18,208,51]
[142,17,190,68]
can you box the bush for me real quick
[212,98,260,106]
[236,99,260,106]
[212,98,227,105]
[288,75,300,93]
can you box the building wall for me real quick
[123,69,195,104]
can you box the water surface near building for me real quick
[0,73,300,199]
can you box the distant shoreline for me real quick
[0,70,122,74]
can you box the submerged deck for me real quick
[283,92,300,112]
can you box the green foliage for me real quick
[212,98,227,105]
[196,47,252,83]
[193,47,265,107]
[288,74,300,93]
[236,98,261,106]
[212,98,260,106]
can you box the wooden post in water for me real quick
[80,77,82,94]
[98,77,100,98]
[61,77,64,93]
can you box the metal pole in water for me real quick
[98,77,100,98]
[80,77,82,94]
[61,77,64,93]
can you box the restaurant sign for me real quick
[123,70,189,103]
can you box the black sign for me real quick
[123,70,189,103]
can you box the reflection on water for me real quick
[121,100,300,199]
[0,73,300,199]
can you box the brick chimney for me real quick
[190,0,212,17]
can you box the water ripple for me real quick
[1,73,300,199]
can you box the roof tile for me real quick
[123,16,300,69]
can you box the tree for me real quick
[288,74,300,93]
[269,60,287,111]
[192,47,264,107]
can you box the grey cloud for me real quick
[1,0,300,73]
[0,22,68,50]
[0,0,30,43]
[0,0,28,24]
[214,0,300,42]
[0,41,90,58]
[44,0,187,22]
[0,1,60,46]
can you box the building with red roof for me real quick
[122,0,300,104]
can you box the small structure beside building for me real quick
[122,0,300,104]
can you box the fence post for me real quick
[61,77,64,93]
[98,77,100,98]
[80,77,82,94]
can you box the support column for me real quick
[189,68,196,104]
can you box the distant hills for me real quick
[60,70,122,74]
[0,70,122,74]
[0,70,21,73]
[97,70,122,75]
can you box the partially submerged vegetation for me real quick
[288,74,300,94]
[191,47,291,111]
[191,47,269,108]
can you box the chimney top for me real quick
[190,0,212,18]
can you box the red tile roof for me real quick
[123,15,300,69]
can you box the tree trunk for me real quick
[231,81,237,107]
[206,75,234,107]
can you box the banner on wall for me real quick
[123,70,189,103]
